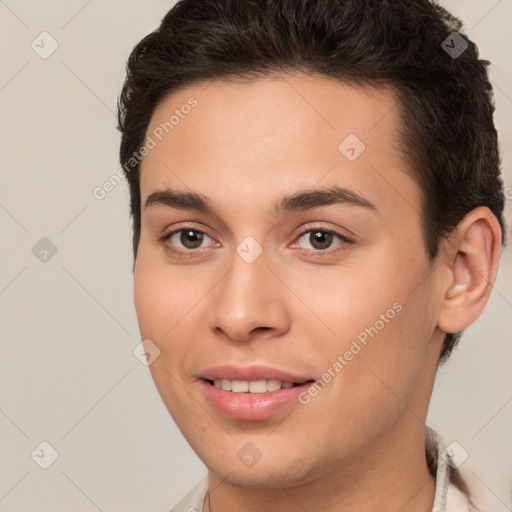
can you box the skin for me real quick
[133,73,501,512]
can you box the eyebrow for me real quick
[144,185,378,216]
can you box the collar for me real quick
[427,426,472,512]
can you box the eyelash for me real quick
[158,224,354,259]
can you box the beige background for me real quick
[0,1,511,510]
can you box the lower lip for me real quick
[200,380,312,421]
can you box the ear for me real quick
[437,207,502,334]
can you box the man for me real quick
[116,0,506,510]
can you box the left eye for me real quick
[295,229,349,251]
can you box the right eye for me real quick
[162,228,216,253]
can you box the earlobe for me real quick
[437,207,502,334]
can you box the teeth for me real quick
[267,379,282,391]
[248,380,267,393]
[212,379,297,393]
[231,380,249,392]
[221,379,232,391]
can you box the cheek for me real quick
[346,294,435,417]
[133,264,169,340]
[133,250,215,378]
[289,257,402,350]
[304,247,435,404]
[133,257,189,383]
[133,255,197,414]
[133,247,193,339]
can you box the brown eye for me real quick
[166,229,213,250]
[310,231,334,250]
[296,229,345,251]
[180,230,204,249]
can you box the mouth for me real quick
[198,366,316,421]
[204,378,311,393]
[198,364,315,421]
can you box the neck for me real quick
[206,421,437,512]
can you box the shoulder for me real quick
[169,477,209,512]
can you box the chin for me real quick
[201,448,324,489]
[210,467,312,489]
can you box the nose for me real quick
[209,247,290,344]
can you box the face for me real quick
[134,73,446,488]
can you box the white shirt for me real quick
[170,427,471,512]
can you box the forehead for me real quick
[139,73,419,222]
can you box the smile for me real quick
[209,378,301,393]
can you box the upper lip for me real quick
[201,364,314,384]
